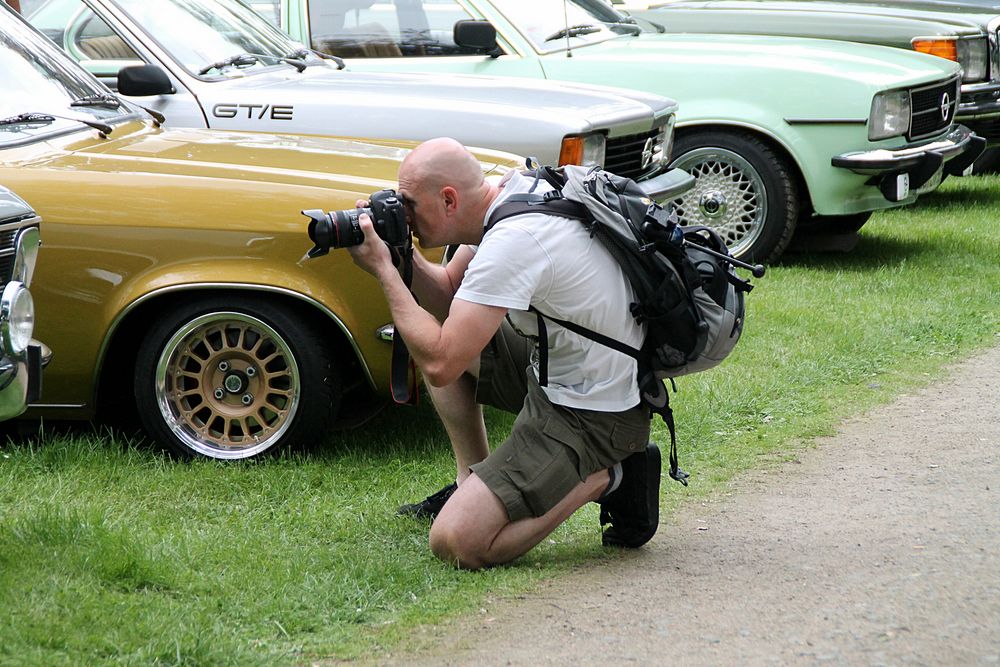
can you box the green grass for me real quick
[2,175,999,665]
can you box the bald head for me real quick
[399,137,485,194]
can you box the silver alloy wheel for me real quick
[670,147,768,258]
[153,311,300,459]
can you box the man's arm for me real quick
[348,218,505,387]
[409,245,474,323]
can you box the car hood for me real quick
[51,120,513,193]
[645,0,995,32]
[555,32,960,90]
[202,66,677,136]
[0,185,36,222]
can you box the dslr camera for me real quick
[303,189,409,258]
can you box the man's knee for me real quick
[429,519,488,570]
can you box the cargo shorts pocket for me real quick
[505,418,585,518]
[608,420,650,455]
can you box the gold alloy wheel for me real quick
[153,311,300,459]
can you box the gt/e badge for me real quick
[212,103,293,120]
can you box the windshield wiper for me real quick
[199,52,307,75]
[70,92,122,109]
[544,24,602,42]
[604,20,642,36]
[0,111,113,136]
[284,47,345,70]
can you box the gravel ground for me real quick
[379,343,1000,666]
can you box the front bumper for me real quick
[0,340,50,421]
[831,125,986,203]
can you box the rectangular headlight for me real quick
[558,133,606,166]
[957,37,989,82]
[869,90,911,141]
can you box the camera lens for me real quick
[330,208,367,248]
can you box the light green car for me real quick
[255,0,985,261]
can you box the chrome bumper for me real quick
[831,125,986,202]
[0,340,49,421]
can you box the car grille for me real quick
[908,77,960,140]
[0,215,37,288]
[605,129,661,179]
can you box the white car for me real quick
[24,0,680,182]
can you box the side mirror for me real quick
[453,20,500,57]
[117,64,175,97]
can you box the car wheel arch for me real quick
[669,124,809,262]
[93,284,373,418]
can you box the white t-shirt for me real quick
[455,171,644,411]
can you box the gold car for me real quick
[0,8,515,459]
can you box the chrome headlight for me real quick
[957,37,989,82]
[558,133,607,166]
[869,90,911,141]
[0,281,34,356]
[12,226,40,288]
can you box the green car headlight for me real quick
[0,281,34,356]
[957,37,989,83]
[869,90,911,141]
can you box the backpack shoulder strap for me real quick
[485,195,590,233]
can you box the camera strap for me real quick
[390,241,419,406]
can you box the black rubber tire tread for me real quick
[671,129,799,263]
[133,295,341,460]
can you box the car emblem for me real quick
[941,92,951,122]
[641,137,655,170]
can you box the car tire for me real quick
[669,130,798,262]
[795,211,872,236]
[133,295,340,460]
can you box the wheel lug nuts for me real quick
[218,361,230,372]
[241,393,254,406]
[214,388,225,400]
[245,366,256,377]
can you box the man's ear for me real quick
[441,186,459,214]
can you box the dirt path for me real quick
[384,344,1000,666]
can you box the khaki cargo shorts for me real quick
[471,321,650,521]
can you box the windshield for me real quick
[0,7,132,145]
[500,0,630,52]
[110,0,317,78]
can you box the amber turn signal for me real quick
[912,38,958,62]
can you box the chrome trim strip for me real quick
[784,118,866,125]
[92,283,380,409]
[29,403,87,409]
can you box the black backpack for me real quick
[485,164,765,485]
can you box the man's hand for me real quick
[347,213,395,282]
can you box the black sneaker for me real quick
[397,482,457,519]
[599,443,661,548]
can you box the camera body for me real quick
[304,189,409,258]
